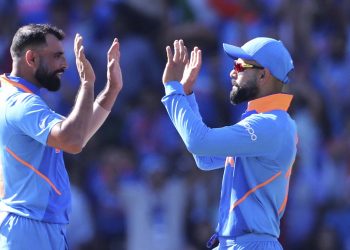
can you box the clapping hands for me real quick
[107,38,123,94]
[162,39,202,95]
[74,33,95,86]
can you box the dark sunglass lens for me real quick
[234,63,243,72]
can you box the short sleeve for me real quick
[6,93,63,145]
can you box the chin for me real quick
[49,84,61,92]
[229,90,239,105]
[42,81,61,92]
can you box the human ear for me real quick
[260,69,265,79]
[25,50,39,68]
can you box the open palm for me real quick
[181,47,202,95]
[74,33,95,85]
[162,40,188,84]
[107,38,123,93]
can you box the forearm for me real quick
[95,82,120,111]
[162,82,212,154]
[162,84,224,170]
[81,83,120,145]
[186,93,225,169]
[82,102,110,146]
[51,83,94,153]
[193,155,226,170]
[186,92,201,118]
[162,82,256,157]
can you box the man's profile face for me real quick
[35,59,62,91]
[229,59,260,105]
[34,34,66,91]
[230,77,259,105]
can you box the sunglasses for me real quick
[234,60,264,73]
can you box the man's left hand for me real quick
[162,39,188,84]
[107,38,123,94]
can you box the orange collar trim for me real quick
[0,74,33,94]
[247,93,293,113]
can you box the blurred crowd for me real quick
[1,0,350,249]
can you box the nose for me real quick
[61,57,68,70]
[230,69,237,79]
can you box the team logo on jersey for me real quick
[39,118,46,130]
[243,122,257,141]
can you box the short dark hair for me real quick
[10,23,65,58]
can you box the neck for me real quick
[10,67,20,78]
[257,80,283,99]
[257,89,281,99]
[10,62,40,87]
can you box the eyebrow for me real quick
[54,51,65,56]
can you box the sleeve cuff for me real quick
[164,81,185,96]
[186,92,197,104]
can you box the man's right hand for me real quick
[181,46,202,95]
[93,37,123,111]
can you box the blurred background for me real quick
[1,0,350,249]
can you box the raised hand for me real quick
[181,46,202,95]
[74,33,95,85]
[93,38,123,111]
[162,39,188,84]
[107,38,123,94]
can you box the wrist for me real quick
[103,82,122,95]
[81,80,94,88]
[106,81,122,93]
[183,86,193,95]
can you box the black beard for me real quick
[35,64,62,92]
[230,80,259,105]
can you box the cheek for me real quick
[241,73,257,84]
[235,73,248,85]
[44,57,59,68]
[46,62,60,74]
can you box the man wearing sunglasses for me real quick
[161,37,296,249]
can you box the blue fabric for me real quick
[162,81,297,242]
[0,75,71,224]
[0,213,68,250]
[213,234,283,250]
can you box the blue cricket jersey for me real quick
[0,74,71,224]
[162,81,297,239]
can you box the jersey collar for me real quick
[247,93,293,113]
[0,73,40,95]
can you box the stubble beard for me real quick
[230,79,259,105]
[34,62,62,92]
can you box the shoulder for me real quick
[9,91,47,109]
[6,92,51,121]
[238,111,294,138]
[239,113,278,129]
[246,111,293,126]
